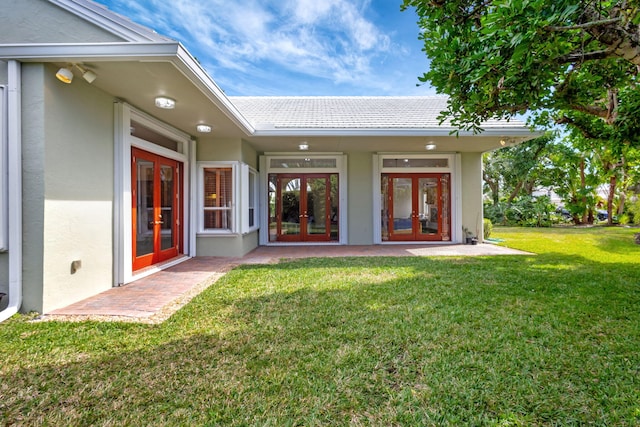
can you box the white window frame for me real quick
[198,162,238,234]
[0,86,7,252]
[242,165,259,234]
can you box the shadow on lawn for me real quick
[2,254,639,425]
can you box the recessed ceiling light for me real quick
[196,124,212,133]
[155,96,176,109]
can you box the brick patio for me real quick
[44,243,529,323]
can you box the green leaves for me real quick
[403,0,640,141]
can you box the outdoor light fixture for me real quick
[298,142,309,151]
[155,96,176,109]
[55,66,74,84]
[500,138,507,146]
[196,124,212,133]
[56,64,97,84]
[425,143,437,150]
[75,64,97,83]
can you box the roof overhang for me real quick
[0,42,255,137]
[0,42,539,152]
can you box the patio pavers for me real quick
[44,243,529,323]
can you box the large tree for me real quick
[402,0,640,145]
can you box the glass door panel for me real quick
[132,148,181,271]
[306,177,327,237]
[392,177,413,236]
[418,177,439,236]
[160,164,175,251]
[135,159,154,258]
[269,173,338,242]
[280,177,301,239]
[383,173,450,241]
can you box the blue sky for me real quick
[94,0,436,96]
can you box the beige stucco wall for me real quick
[0,60,7,83]
[347,152,374,245]
[20,64,114,313]
[0,0,125,43]
[196,138,259,257]
[460,152,484,241]
[21,64,46,313]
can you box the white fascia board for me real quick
[0,42,181,61]
[252,127,538,138]
[48,0,173,42]
[172,45,255,135]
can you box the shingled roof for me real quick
[229,96,526,131]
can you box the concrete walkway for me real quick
[44,243,529,323]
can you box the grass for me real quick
[1,226,640,426]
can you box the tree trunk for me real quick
[580,157,588,224]
[608,175,616,226]
[483,171,500,205]
[507,181,524,206]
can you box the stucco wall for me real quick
[460,152,484,241]
[21,64,46,312]
[196,232,258,257]
[0,60,7,83]
[0,0,125,43]
[347,152,374,245]
[198,137,243,160]
[18,64,115,313]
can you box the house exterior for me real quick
[0,0,535,320]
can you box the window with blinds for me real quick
[203,167,233,231]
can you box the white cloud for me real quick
[102,0,421,94]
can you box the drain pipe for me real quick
[0,60,22,323]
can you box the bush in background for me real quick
[483,218,493,239]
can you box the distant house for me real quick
[0,0,536,319]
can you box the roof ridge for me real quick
[229,95,449,99]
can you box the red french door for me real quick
[131,148,182,271]
[382,173,451,241]
[269,173,339,242]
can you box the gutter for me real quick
[0,60,22,323]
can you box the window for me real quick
[203,166,234,231]
[382,158,449,168]
[246,167,258,230]
[198,162,258,234]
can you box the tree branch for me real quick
[546,16,623,31]
[556,49,615,64]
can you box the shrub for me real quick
[483,218,493,239]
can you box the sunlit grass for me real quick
[1,227,639,425]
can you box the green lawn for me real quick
[1,227,639,426]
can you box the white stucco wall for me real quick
[0,0,125,43]
[20,64,114,313]
[460,152,484,241]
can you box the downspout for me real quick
[0,60,22,322]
